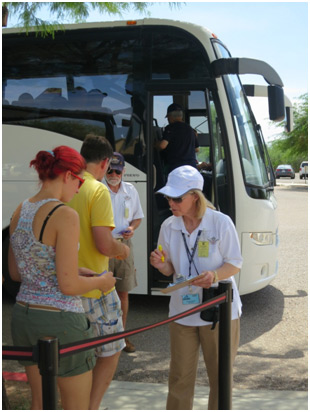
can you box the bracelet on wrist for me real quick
[212,270,219,284]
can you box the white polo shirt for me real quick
[104,180,144,238]
[158,208,243,326]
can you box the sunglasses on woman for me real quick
[70,171,85,188]
[164,192,193,204]
[107,168,122,175]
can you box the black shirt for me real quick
[162,121,198,173]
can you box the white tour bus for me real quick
[2,19,289,297]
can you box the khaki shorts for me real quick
[109,239,137,292]
[82,289,125,357]
[11,303,96,377]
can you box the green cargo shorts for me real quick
[11,303,96,377]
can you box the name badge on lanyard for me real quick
[182,293,200,305]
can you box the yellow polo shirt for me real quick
[68,171,115,298]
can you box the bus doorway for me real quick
[148,90,235,292]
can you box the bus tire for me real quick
[2,231,20,298]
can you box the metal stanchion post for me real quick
[38,337,59,410]
[218,281,232,410]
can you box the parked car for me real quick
[299,161,308,179]
[275,164,295,179]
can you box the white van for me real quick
[299,161,308,179]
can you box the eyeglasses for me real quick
[164,192,193,204]
[70,171,85,188]
[107,168,122,175]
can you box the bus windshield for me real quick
[225,74,269,187]
[212,41,270,188]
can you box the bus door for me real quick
[204,91,235,220]
[147,89,235,293]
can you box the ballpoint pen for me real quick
[81,270,121,279]
[100,271,122,280]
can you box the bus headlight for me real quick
[250,232,273,245]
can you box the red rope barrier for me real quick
[3,292,226,361]
[60,293,226,357]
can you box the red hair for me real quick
[30,146,86,181]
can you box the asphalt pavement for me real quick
[99,380,308,410]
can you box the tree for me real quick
[2,2,181,36]
[268,94,308,170]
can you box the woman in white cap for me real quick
[150,165,243,410]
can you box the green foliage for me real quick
[197,147,210,163]
[3,2,182,37]
[268,94,308,171]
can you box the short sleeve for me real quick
[90,185,115,229]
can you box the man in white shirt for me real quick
[103,152,144,352]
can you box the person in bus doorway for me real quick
[150,165,243,410]
[68,135,130,410]
[8,146,118,410]
[157,103,199,175]
[102,152,144,353]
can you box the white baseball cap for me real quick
[157,166,203,198]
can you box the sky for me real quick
[5,1,308,142]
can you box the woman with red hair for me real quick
[8,146,116,410]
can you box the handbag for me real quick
[200,287,219,330]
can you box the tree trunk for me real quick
[2,5,8,27]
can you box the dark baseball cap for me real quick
[109,152,125,171]
[166,103,183,117]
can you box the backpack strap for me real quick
[39,203,65,243]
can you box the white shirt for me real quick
[104,180,144,238]
[158,208,243,326]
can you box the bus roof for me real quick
[3,17,218,43]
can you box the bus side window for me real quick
[68,87,88,109]
[12,93,34,107]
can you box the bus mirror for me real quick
[285,106,293,133]
[268,85,285,122]
[243,84,293,130]
[284,94,294,132]
[212,58,284,87]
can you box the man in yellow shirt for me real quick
[68,134,129,410]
